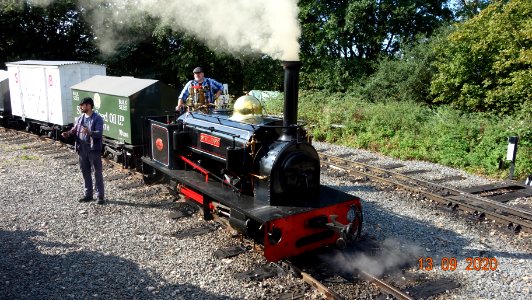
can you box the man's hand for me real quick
[61,131,69,138]
[176,98,184,111]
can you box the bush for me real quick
[431,0,532,114]
[265,90,531,180]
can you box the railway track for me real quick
[319,151,532,234]
[281,260,415,300]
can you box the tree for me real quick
[0,0,97,68]
[298,0,453,90]
[431,0,532,114]
[358,29,453,104]
[454,0,493,19]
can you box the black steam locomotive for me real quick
[141,61,363,261]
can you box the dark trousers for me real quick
[79,147,104,199]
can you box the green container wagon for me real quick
[71,75,177,165]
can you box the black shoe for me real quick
[96,198,105,205]
[79,197,93,202]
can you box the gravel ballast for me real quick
[1,135,530,299]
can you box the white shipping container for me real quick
[6,60,106,126]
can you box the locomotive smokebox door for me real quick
[256,141,321,206]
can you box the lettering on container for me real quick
[118,99,128,111]
[73,91,79,102]
[108,113,125,126]
[119,129,129,138]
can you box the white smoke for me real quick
[83,0,301,60]
[323,238,424,277]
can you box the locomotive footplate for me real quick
[142,157,363,261]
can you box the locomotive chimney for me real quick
[279,61,302,141]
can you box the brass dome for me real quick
[229,95,264,124]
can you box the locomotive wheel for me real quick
[348,205,363,241]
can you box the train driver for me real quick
[176,67,224,111]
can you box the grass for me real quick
[263,91,531,180]
[19,154,39,161]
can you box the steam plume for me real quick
[85,0,301,60]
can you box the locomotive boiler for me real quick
[141,61,363,261]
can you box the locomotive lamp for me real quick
[506,136,518,180]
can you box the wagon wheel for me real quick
[107,153,120,163]
[113,152,122,163]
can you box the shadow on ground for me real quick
[0,229,236,300]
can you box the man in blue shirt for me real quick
[62,97,105,204]
[176,67,224,111]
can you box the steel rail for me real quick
[282,261,345,300]
[335,158,532,220]
[320,153,532,233]
[283,260,415,300]
[1,127,146,181]
[321,153,532,218]
[359,270,414,300]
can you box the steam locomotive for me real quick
[141,61,363,261]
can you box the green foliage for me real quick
[453,0,493,19]
[0,0,97,68]
[1,1,528,179]
[0,1,282,95]
[298,0,453,91]
[265,90,531,179]
[357,27,456,104]
[19,154,38,161]
[431,0,532,114]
